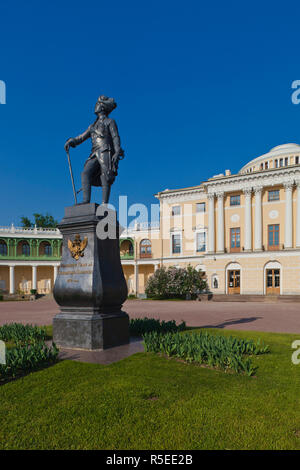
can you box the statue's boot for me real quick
[102,185,111,204]
[82,184,91,204]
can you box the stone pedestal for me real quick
[53,203,129,350]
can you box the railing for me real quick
[120,253,134,260]
[122,221,160,235]
[0,225,61,235]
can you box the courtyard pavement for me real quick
[0,298,300,334]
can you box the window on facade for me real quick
[285,157,288,166]
[296,156,299,164]
[171,206,181,216]
[196,232,206,252]
[172,233,181,254]
[140,239,151,256]
[230,195,240,206]
[44,244,52,256]
[268,224,279,248]
[279,158,284,167]
[0,241,7,256]
[275,159,278,168]
[196,202,206,213]
[268,190,280,202]
[22,243,30,256]
[230,228,240,251]
[260,163,263,170]
[265,161,269,169]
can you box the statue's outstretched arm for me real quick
[65,126,91,151]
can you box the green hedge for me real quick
[143,330,269,376]
[129,318,186,336]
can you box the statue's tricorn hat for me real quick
[95,95,117,115]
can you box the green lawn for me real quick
[0,328,300,450]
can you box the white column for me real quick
[244,188,252,251]
[207,194,215,253]
[284,182,293,249]
[216,192,224,253]
[9,266,15,294]
[254,186,263,251]
[134,263,139,296]
[296,182,300,248]
[54,266,58,282]
[154,264,159,272]
[32,266,37,291]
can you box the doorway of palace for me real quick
[266,269,280,295]
[228,270,240,295]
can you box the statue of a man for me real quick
[64,95,124,204]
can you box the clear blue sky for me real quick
[1,0,300,226]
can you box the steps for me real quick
[212,294,300,302]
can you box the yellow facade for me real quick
[2,143,300,298]
[122,143,300,297]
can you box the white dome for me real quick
[239,143,300,173]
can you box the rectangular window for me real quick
[268,224,279,249]
[268,190,280,201]
[296,156,299,164]
[171,206,181,216]
[230,195,240,206]
[265,161,269,169]
[196,202,206,213]
[172,233,181,254]
[275,159,278,168]
[196,232,206,252]
[279,158,284,167]
[230,228,240,251]
[285,157,289,166]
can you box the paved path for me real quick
[0,299,300,334]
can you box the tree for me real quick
[145,265,208,299]
[20,213,58,228]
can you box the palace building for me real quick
[1,143,300,298]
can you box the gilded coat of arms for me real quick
[67,234,88,260]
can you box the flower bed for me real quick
[143,330,269,376]
[0,323,59,381]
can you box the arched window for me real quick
[140,239,151,258]
[0,240,7,256]
[22,242,30,256]
[39,241,52,257]
[120,239,134,258]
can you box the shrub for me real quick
[145,265,208,299]
[143,331,269,376]
[30,289,37,295]
[130,317,186,336]
[0,295,3,301]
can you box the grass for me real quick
[0,328,300,449]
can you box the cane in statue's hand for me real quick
[65,138,78,205]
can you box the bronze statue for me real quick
[64,95,124,204]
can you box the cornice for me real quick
[204,167,300,195]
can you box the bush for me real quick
[145,265,208,299]
[30,289,37,295]
[130,317,186,336]
[0,295,3,301]
[143,331,269,376]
